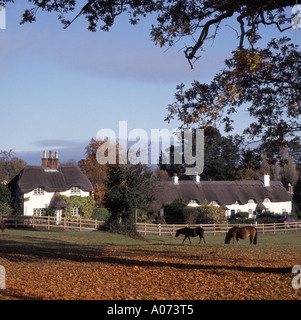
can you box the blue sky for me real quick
[0,3,298,165]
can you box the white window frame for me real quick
[71,207,80,217]
[33,208,46,216]
[71,187,81,194]
[34,187,44,195]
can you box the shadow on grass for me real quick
[0,232,291,275]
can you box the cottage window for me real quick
[71,207,80,217]
[34,187,44,195]
[33,208,46,216]
[188,199,200,207]
[71,187,80,194]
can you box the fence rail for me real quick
[2,215,301,235]
[3,215,104,231]
[136,221,301,236]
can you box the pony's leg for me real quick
[188,236,191,244]
[249,236,253,245]
[182,236,187,244]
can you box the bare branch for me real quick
[185,10,234,67]
[237,14,247,49]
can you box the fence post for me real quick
[48,215,50,230]
[213,224,216,236]
[273,223,275,234]
[79,218,82,232]
[15,215,18,228]
[262,223,264,235]
[173,224,175,237]
[159,223,161,236]
[144,222,147,236]
[32,215,35,228]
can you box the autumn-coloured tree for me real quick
[166,38,301,151]
[154,168,170,181]
[0,150,27,183]
[78,138,108,207]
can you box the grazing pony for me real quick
[175,227,206,244]
[0,215,5,232]
[224,226,257,245]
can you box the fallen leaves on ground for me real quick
[0,237,300,300]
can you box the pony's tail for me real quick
[253,228,258,245]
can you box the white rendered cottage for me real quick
[9,151,93,219]
[155,173,292,219]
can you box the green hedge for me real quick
[92,208,111,221]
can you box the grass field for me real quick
[0,229,300,300]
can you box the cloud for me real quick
[15,139,88,165]
[33,139,84,149]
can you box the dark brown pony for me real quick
[0,215,5,232]
[225,226,257,245]
[175,227,206,244]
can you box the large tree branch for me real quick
[184,9,234,66]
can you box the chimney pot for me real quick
[41,150,48,169]
[53,151,59,169]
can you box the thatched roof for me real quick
[49,194,69,209]
[154,180,292,207]
[9,163,93,194]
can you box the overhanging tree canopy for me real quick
[166,37,301,150]
[2,0,297,63]
[3,0,300,147]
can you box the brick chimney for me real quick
[41,150,48,169]
[47,150,54,169]
[42,150,59,169]
[53,151,59,169]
